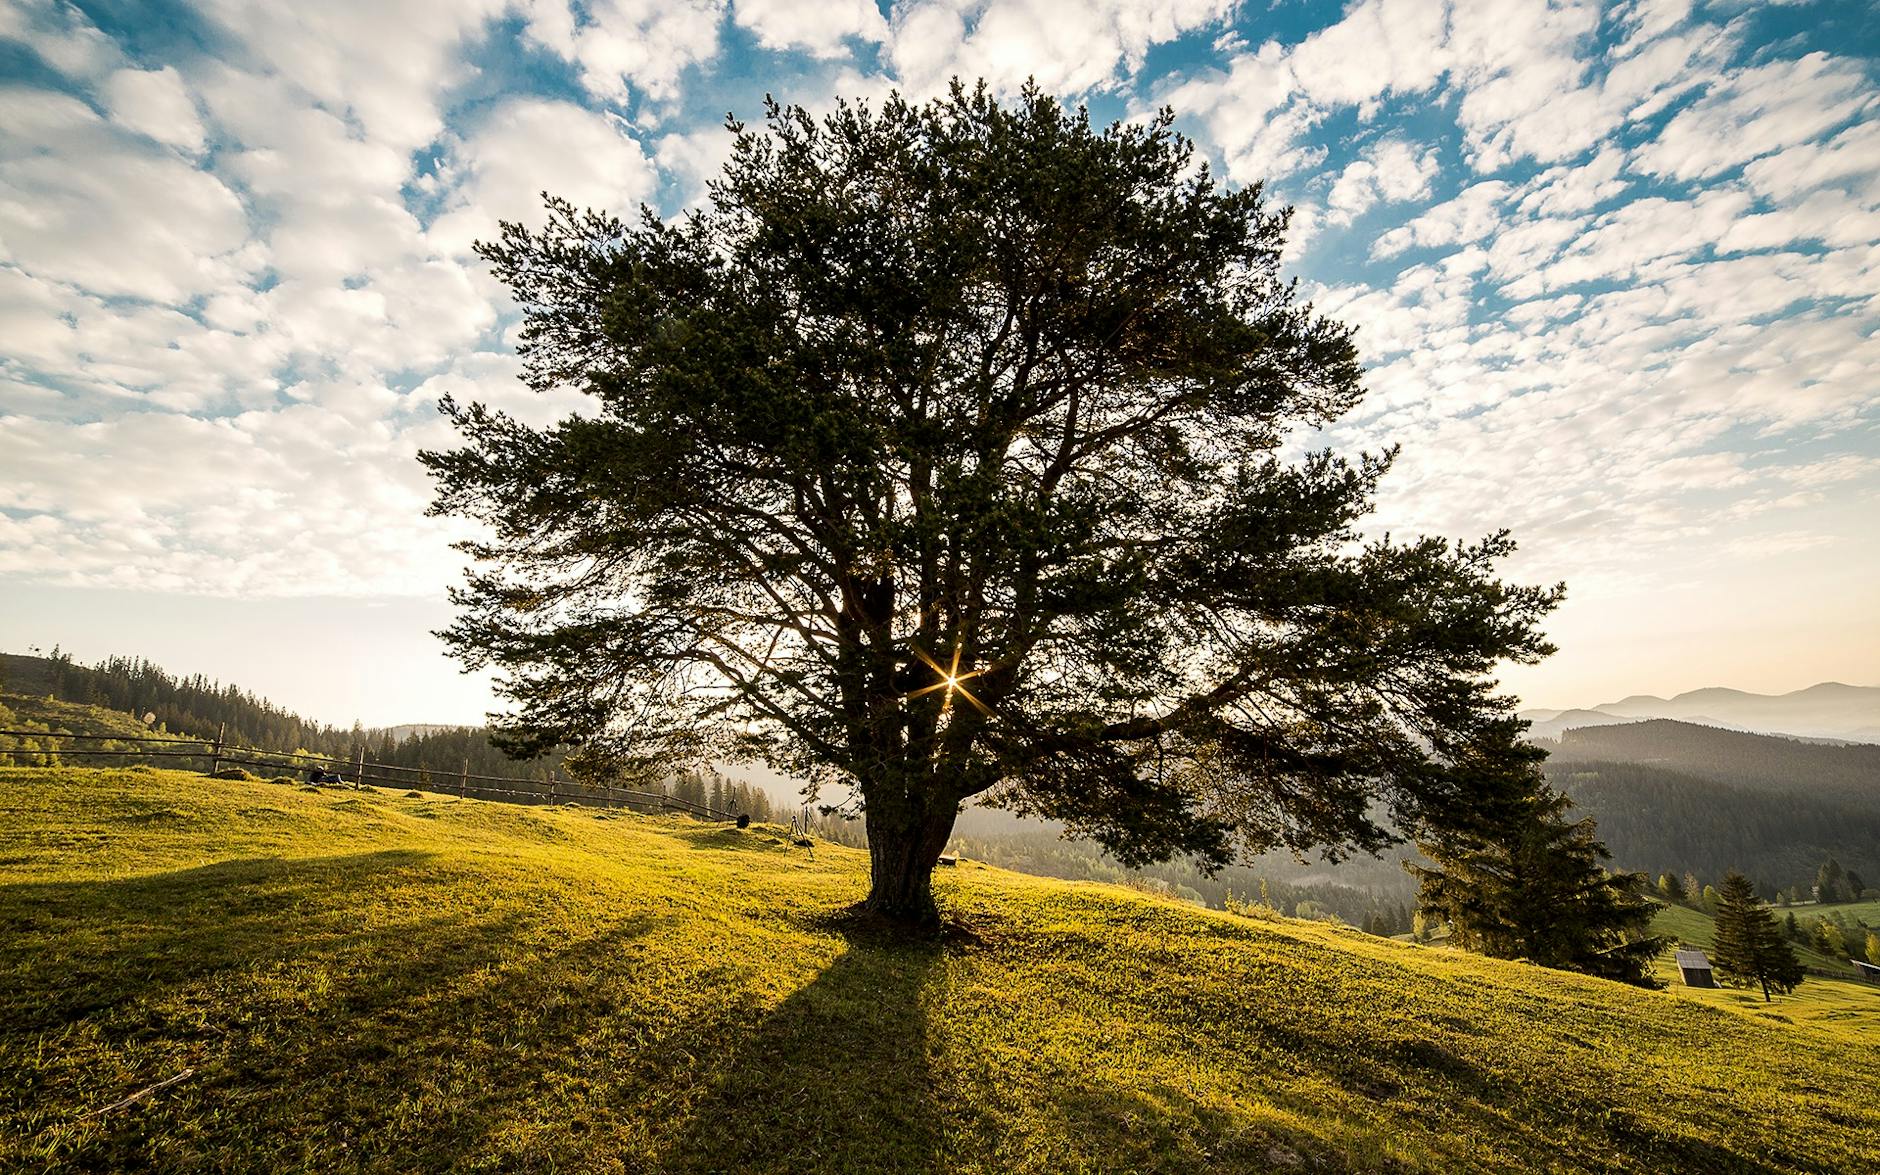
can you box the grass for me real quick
[1,766,1876,1174]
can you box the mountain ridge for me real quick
[1522,680,1880,743]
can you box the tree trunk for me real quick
[863,799,959,926]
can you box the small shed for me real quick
[1854,960,1880,983]
[1675,948,1716,988]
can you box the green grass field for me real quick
[3,767,1876,1173]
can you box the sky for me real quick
[0,0,1876,728]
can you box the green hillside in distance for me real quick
[3,767,1875,1174]
[1549,719,1880,805]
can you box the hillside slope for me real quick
[1550,720,1880,805]
[1,768,1875,1173]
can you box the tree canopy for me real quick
[425,83,1561,923]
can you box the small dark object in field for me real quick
[737,813,750,829]
[793,837,813,848]
[937,854,958,867]
[212,767,255,781]
[405,790,423,798]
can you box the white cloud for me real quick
[1325,138,1440,225]
[0,0,123,80]
[195,0,509,153]
[100,67,206,154]
[1638,52,1875,182]
[0,88,257,303]
[1372,180,1513,258]
[427,98,660,256]
[889,0,1233,100]
[734,0,886,56]
[521,0,727,105]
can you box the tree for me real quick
[1711,871,1803,1001]
[1816,858,1848,904]
[425,84,1560,925]
[1811,919,1846,959]
[1406,737,1665,986]
[1866,931,1880,967]
[1658,872,1685,903]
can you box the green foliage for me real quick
[1710,872,1804,1002]
[1407,738,1664,987]
[425,84,1559,922]
[3,766,1877,1173]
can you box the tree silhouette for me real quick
[426,84,1560,924]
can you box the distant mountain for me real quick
[1591,682,1880,743]
[1544,719,1880,887]
[1550,719,1880,807]
[1517,708,1641,741]
[1522,682,1880,743]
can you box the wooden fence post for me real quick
[209,722,224,777]
[355,745,366,789]
[460,759,468,800]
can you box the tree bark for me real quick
[862,798,959,926]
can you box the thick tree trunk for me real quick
[862,799,959,926]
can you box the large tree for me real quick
[1711,871,1803,1001]
[1406,737,1665,986]
[425,84,1560,924]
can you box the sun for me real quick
[906,643,992,716]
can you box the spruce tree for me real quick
[1407,736,1665,986]
[1710,871,1804,1001]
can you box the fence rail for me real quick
[0,728,735,820]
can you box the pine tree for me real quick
[1407,737,1665,987]
[1711,872,1804,1002]
[1658,872,1685,903]
[1816,859,1847,904]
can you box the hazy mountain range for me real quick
[1521,682,1880,744]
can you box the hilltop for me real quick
[2,767,1875,1173]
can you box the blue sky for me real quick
[1,0,1876,726]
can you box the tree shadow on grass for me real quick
[0,851,664,1172]
[652,912,951,1175]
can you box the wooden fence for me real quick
[0,728,736,819]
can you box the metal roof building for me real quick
[1675,948,1717,988]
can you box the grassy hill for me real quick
[2,768,1876,1173]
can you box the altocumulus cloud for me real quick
[0,0,1875,616]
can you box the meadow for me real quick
[2,766,1875,1173]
